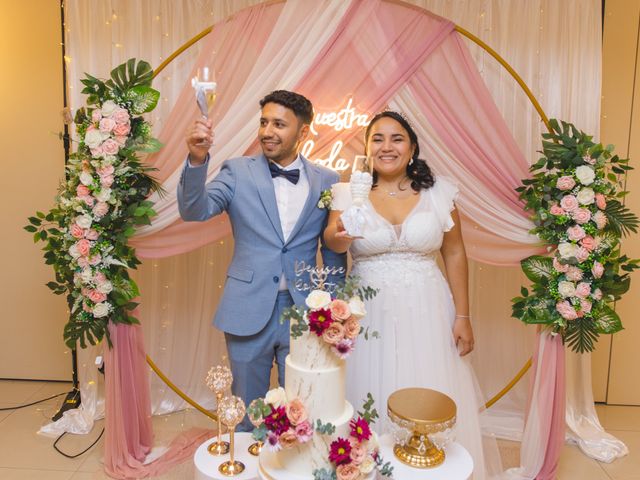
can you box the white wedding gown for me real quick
[332,177,502,479]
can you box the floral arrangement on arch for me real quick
[283,276,378,359]
[25,59,163,348]
[512,119,639,353]
[248,387,314,451]
[313,394,393,480]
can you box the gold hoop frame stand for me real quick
[145,3,555,418]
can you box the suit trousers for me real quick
[224,290,293,431]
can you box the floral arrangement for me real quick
[512,119,639,353]
[313,394,393,480]
[248,387,314,451]
[25,59,163,348]
[283,276,378,359]
[317,188,333,209]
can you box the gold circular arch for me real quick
[146,1,553,418]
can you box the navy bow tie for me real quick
[268,161,300,185]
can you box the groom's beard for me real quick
[261,137,302,165]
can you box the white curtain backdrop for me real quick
[58,0,626,464]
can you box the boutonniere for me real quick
[317,188,333,209]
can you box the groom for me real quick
[178,90,346,429]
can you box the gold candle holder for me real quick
[387,387,457,469]
[205,365,233,456]
[218,395,246,476]
[247,399,263,456]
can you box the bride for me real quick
[324,111,502,479]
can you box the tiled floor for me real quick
[0,380,637,479]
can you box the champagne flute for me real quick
[191,67,217,147]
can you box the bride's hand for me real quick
[334,217,356,241]
[453,317,474,356]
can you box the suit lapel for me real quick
[286,156,321,245]
[248,154,285,243]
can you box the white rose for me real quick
[359,456,376,474]
[101,100,118,117]
[76,214,93,229]
[80,268,93,282]
[84,129,104,149]
[97,281,113,294]
[69,244,80,259]
[79,171,94,186]
[265,387,287,408]
[576,188,595,205]
[305,290,332,310]
[348,296,366,319]
[558,242,578,260]
[93,302,110,318]
[96,188,112,202]
[558,281,576,298]
[575,165,595,185]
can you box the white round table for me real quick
[194,432,260,480]
[378,434,474,479]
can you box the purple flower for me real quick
[349,417,372,442]
[266,431,281,452]
[332,338,355,359]
[264,405,291,436]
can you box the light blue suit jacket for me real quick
[177,153,346,336]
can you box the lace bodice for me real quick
[331,177,459,261]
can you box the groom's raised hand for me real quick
[186,118,214,165]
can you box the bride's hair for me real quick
[364,111,435,192]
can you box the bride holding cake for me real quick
[323,111,503,479]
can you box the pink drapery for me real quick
[108,1,563,478]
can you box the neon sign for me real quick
[301,98,370,172]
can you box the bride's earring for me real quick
[409,158,414,166]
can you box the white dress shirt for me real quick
[271,155,309,290]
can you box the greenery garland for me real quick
[26,59,162,348]
[512,119,639,353]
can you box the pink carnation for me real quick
[556,301,578,320]
[567,225,586,241]
[549,204,565,216]
[591,261,604,279]
[575,282,591,298]
[565,266,583,282]
[97,165,115,177]
[556,176,576,191]
[581,235,596,251]
[77,257,90,268]
[575,247,590,263]
[94,272,107,284]
[93,202,109,218]
[593,211,607,229]
[88,254,102,266]
[595,193,607,210]
[101,175,114,187]
[580,298,593,314]
[560,195,579,212]
[294,421,314,443]
[572,208,592,224]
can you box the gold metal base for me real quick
[393,434,445,468]
[219,460,245,476]
[248,441,262,456]
[207,440,230,456]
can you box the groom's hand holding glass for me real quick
[186,118,214,165]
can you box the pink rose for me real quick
[329,299,351,321]
[88,290,107,303]
[114,135,127,146]
[81,195,95,207]
[575,247,590,263]
[88,254,102,266]
[76,239,91,257]
[76,184,90,196]
[336,463,360,480]
[91,109,102,123]
[580,298,593,313]
[575,282,591,298]
[556,176,576,191]
[102,139,120,155]
[553,257,569,273]
[567,225,586,241]
[113,123,131,136]
[549,204,565,216]
[565,266,583,282]
[572,208,592,224]
[344,318,361,339]
[279,430,298,449]
[591,261,604,279]
[349,442,368,465]
[70,224,85,239]
[100,175,114,187]
[86,229,99,241]
[111,108,130,125]
[592,288,603,300]
[322,322,346,345]
[93,202,109,218]
[94,272,107,284]
[556,301,578,320]
[581,235,596,251]
[99,117,116,133]
[286,399,308,426]
[595,193,607,210]
[560,195,579,212]
[97,165,115,177]
[77,257,90,268]
[295,421,313,443]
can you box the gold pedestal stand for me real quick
[208,391,230,455]
[387,387,457,469]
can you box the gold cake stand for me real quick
[387,387,457,468]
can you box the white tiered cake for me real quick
[258,328,370,479]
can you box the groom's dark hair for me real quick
[260,90,314,125]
